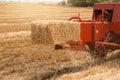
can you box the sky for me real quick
[0,0,66,3]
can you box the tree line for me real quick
[60,0,120,6]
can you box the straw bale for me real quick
[31,20,81,44]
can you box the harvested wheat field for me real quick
[0,2,92,33]
[56,58,120,80]
[0,31,93,80]
[0,2,119,80]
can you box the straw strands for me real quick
[31,20,81,44]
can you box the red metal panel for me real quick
[110,23,120,34]
[81,22,93,43]
[94,3,114,10]
[95,22,110,41]
[112,4,120,22]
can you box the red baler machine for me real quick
[55,3,120,55]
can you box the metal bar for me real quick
[97,41,120,48]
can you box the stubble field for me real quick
[0,2,119,80]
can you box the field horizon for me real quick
[0,2,92,33]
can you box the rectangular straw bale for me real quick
[31,20,81,44]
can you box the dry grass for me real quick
[31,20,80,44]
[56,58,120,80]
[0,31,119,80]
[0,23,30,33]
[0,31,93,80]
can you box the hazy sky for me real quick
[0,0,66,2]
